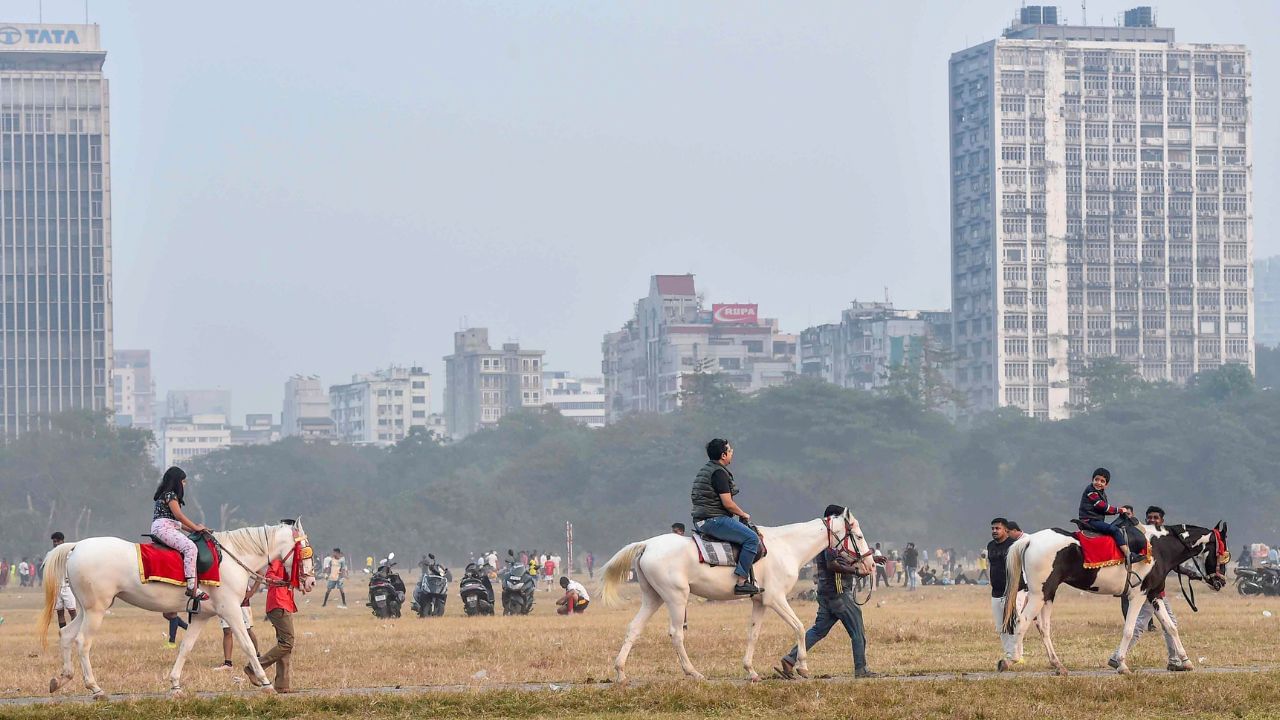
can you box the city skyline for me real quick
[8,2,1275,418]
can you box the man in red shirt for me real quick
[245,557,297,693]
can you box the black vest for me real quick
[691,461,736,521]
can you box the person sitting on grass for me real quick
[556,576,590,615]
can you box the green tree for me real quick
[1073,356,1145,412]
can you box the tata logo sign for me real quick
[0,27,82,45]
[712,304,759,325]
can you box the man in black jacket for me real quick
[988,517,1021,667]
[776,505,879,680]
[902,542,919,591]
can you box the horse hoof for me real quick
[170,688,184,699]
[688,672,706,681]
[91,691,107,701]
[747,672,762,683]
[997,658,1010,672]
[48,678,61,693]
[1117,664,1133,676]
[1055,666,1069,677]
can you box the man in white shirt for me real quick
[49,533,77,627]
[556,576,590,615]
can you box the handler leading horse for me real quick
[38,520,315,698]
[1002,520,1227,675]
[599,507,874,683]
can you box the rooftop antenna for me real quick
[38,0,42,22]
[1081,1,1086,26]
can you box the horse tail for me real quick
[1002,535,1030,633]
[37,542,75,650]
[599,541,646,608]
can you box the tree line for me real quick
[2,357,1278,564]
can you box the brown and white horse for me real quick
[37,521,315,698]
[1002,521,1228,675]
[599,509,874,683]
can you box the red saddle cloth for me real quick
[1073,532,1148,569]
[136,539,221,587]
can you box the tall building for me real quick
[0,25,113,436]
[329,365,430,445]
[444,329,545,440]
[1255,256,1280,348]
[950,7,1252,419]
[111,349,154,431]
[281,374,333,438]
[800,303,952,392]
[166,389,231,420]
[602,275,797,423]
[542,371,606,428]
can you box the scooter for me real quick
[412,554,451,617]
[500,550,536,616]
[368,553,405,619]
[459,562,495,616]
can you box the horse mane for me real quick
[212,525,274,559]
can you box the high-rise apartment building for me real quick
[601,275,797,423]
[329,366,430,445]
[160,413,231,469]
[950,7,1252,418]
[542,370,606,428]
[1254,256,1280,348]
[111,349,154,431]
[444,328,545,440]
[0,25,113,435]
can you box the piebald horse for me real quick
[38,521,315,698]
[1002,521,1227,675]
[599,509,874,683]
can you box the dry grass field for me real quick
[1,575,1278,718]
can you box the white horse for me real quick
[599,508,874,683]
[38,521,315,698]
[1001,521,1228,675]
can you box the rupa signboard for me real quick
[711,304,758,325]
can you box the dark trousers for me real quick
[784,593,867,672]
[258,608,295,691]
[1082,518,1127,553]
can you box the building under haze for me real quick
[166,389,231,421]
[1255,256,1280,348]
[160,413,231,468]
[800,303,952,392]
[281,374,333,439]
[950,7,1253,419]
[601,275,797,423]
[111,349,154,431]
[443,329,545,440]
[329,366,430,445]
[0,24,113,436]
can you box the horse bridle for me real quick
[823,514,875,606]
[1170,525,1229,612]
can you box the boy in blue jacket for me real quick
[1079,467,1141,563]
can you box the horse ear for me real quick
[1213,520,1221,531]
[1221,521,1228,536]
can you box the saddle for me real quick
[141,532,219,574]
[1068,519,1149,569]
[691,526,768,567]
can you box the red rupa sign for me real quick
[712,304,759,325]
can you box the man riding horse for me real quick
[691,438,761,596]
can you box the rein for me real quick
[206,528,313,589]
[1170,525,1228,613]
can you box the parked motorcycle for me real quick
[368,553,406,619]
[1236,565,1280,596]
[412,554,451,617]
[459,563,495,616]
[500,550,536,616]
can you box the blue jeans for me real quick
[698,516,758,579]
[1082,518,1128,554]
[784,594,867,672]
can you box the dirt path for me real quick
[3,664,1277,707]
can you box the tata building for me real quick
[0,24,112,436]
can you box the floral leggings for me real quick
[151,518,198,579]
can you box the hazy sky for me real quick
[18,1,1276,417]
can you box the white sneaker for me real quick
[337,604,348,610]
[213,662,233,671]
